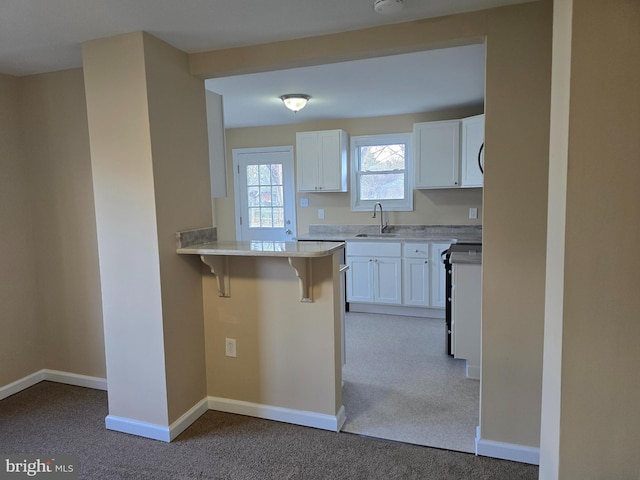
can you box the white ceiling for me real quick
[206,44,486,128]
[0,0,530,127]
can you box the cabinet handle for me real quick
[478,142,484,174]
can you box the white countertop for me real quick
[177,240,345,258]
[297,232,463,243]
[296,224,482,244]
[450,251,482,265]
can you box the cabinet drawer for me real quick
[402,242,430,258]
[346,241,401,257]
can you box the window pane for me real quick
[259,164,271,184]
[260,208,273,227]
[246,165,259,185]
[259,186,272,206]
[248,207,261,228]
[247,186,260,206]
[360,173,405,200]
[272,207,284,227]
[246,161,287,229]
[270,164,283,185]
[271,186,283,206]
[360,144,405,172]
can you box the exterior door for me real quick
[233,146,296,241]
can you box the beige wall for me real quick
[542,1,640,478]
[195,2,552,450]
[0,74,41,386]
[83,31,212,426]
[216,108,484,240]
[83,32,171,425]
[142,33,211,423]
[540,0,572,474]
[204,253,342,416]
[20,69,105,378]
[480,2,552,448]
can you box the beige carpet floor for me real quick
[341,312,479,453]
[0,381,537,479]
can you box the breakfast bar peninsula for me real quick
[177,228,347,432]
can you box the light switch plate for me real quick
[469,207,478,219]
[318,209,325,219]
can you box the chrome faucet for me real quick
[372,202,388,234]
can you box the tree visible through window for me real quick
[351,133,413,211]
[246,163,284,228]
[359,143,406,200]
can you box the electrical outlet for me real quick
[225,338,236,358]
[318,209,325,219]
[469,207,478,219]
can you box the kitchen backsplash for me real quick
[307,224,482,237]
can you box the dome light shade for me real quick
[280,94,311,112]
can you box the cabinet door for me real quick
[346,256,374,303]
[461,114,484,188]
[317,130,347,191]
[296,132,319,191]
[414,120,460,188]
[402,257,430,306]
[373,257,402,304]
[430,243,449,308]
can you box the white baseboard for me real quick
[475,426,540,465]
[168,397,209,441]
[2,370,344,441]
[106,415,171,442]
[209,396,346,432]
[0,369,107,401]
[466,364,480,380]
[0,371,46,401]
[42,369,108,391]
[106,397,209,442]
[348,303,445,319]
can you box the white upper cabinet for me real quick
[296,129,348,192]
[413,120,460,189]
[460,114,485,188]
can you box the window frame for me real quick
[349,133,414,212]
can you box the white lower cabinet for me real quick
[429,243,450,308]
[402,243,430,306]
[372,257,402,304]
[346,242,401,305]
[451,262,482,379]
[347,241,449,309]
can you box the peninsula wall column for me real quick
[82,32,212,440]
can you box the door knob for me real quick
[285,229,292,234]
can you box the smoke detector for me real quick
[374,0,404,14]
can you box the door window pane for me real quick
[246,163,285,230]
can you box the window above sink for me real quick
[350,133,413,212]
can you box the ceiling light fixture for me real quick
[280,94,311,113]
[373,0,404,14]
